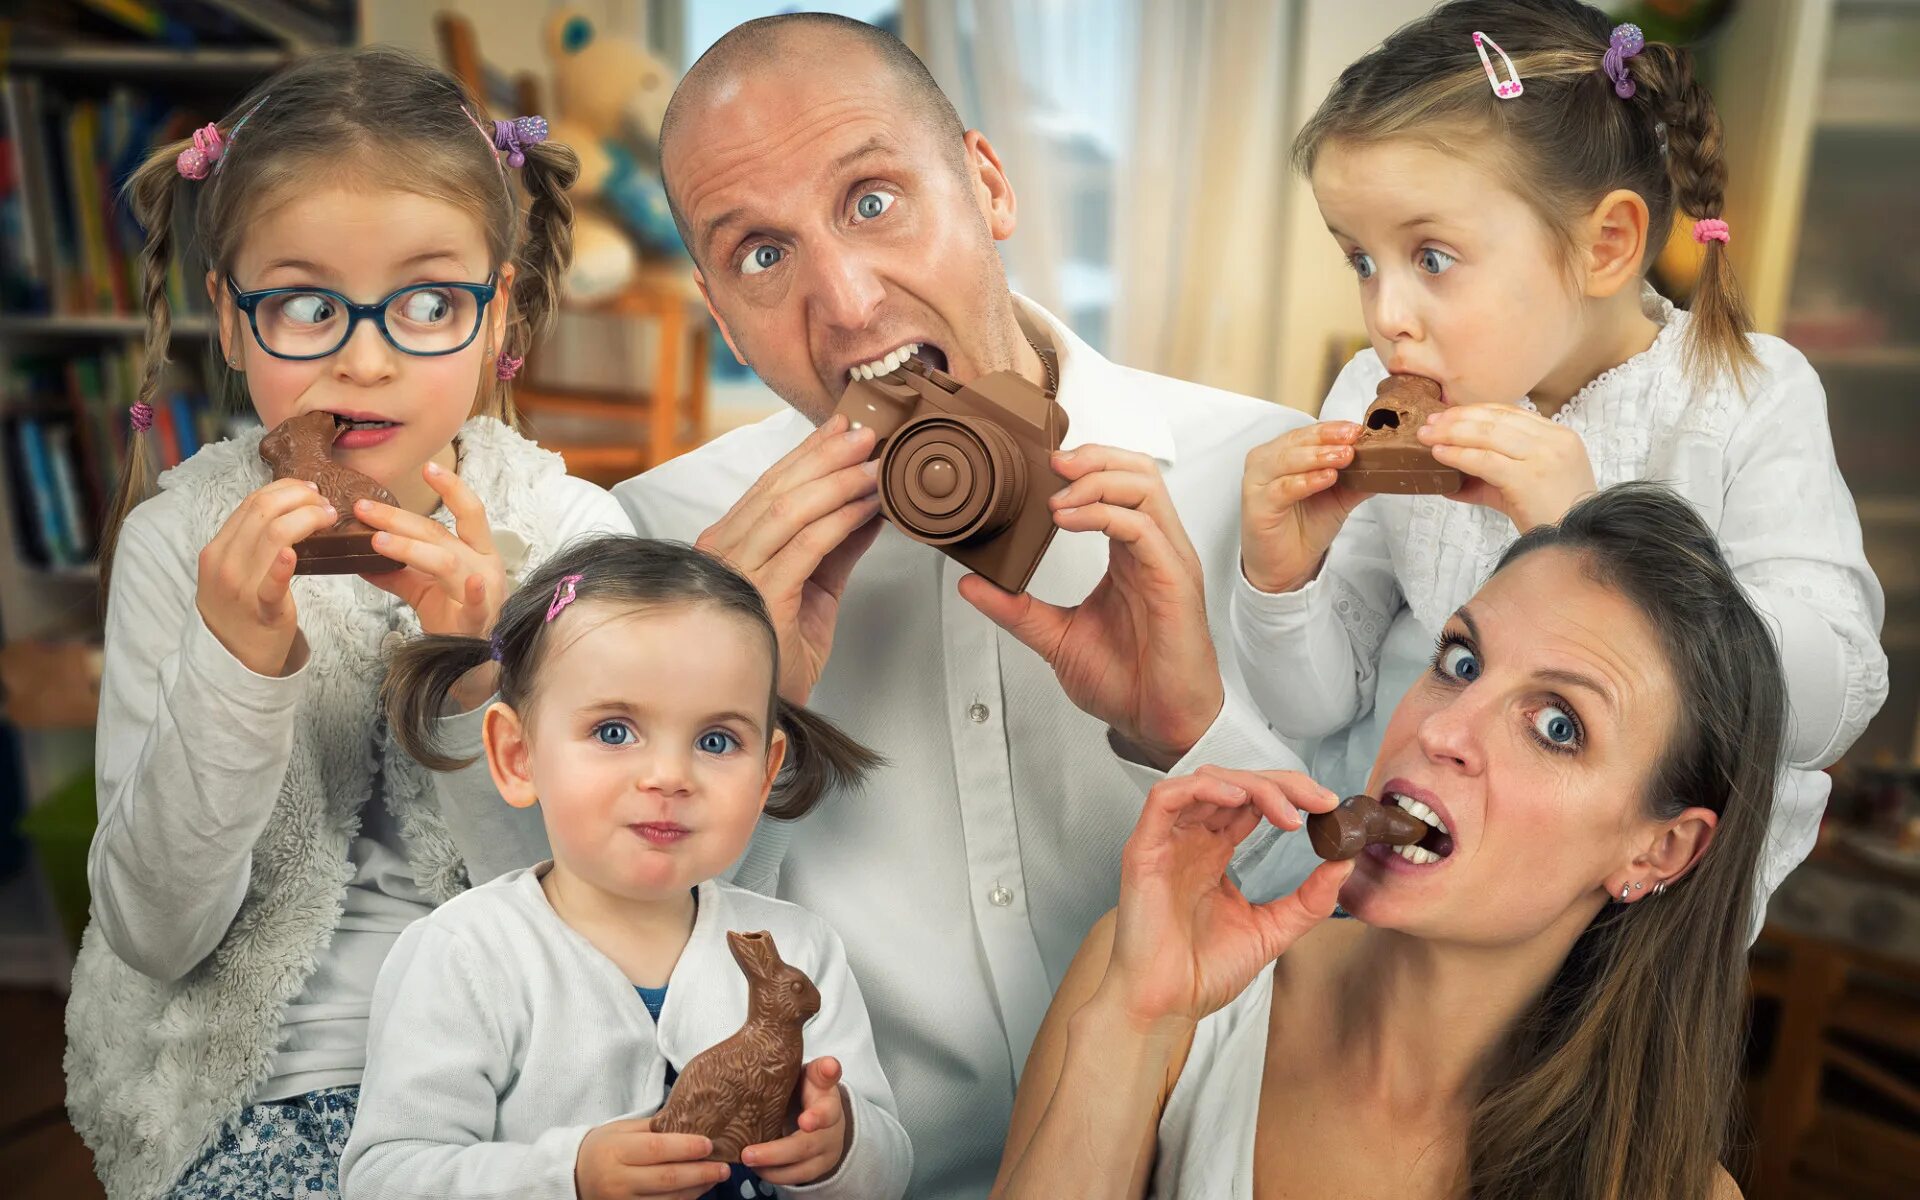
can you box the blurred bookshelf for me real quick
[0,1,355,988]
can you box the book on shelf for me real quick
[1,347,255,569]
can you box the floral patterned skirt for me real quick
[164,1086,358,1200]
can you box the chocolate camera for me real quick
[834,357,1069,593]
[1341,374,1463,496]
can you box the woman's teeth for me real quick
[1387,793,1449,835]
[1385,792,1451,864]
[849,343,921,381]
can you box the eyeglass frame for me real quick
[222,273,500,362]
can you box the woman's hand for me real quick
[1419,405,1598,532]
[195,478,339,676]
[354,460,507,638]
[1240,422,1370,594]
[574,1119,730,1200]
[741,1057,850,1185]
[1102,766,1353,1032]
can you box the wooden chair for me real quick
[434,13,708,486]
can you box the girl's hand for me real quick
[196,478,340,676]
[353,460,506,638]
[574,1119,731,1200]
[1240,422,1369,594]
[1102,766,1352,1033]
[742,1057,850,1185]
[1419,405,1598,531]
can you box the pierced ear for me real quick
[964,130,1018,241]
[1583,188,1652,300]
[482,702,540,810]
[695,270,750,366]
[1618,804,1719,900]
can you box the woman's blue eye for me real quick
[697,730,740,755]
[593,721,634,747]
[741,245,783,276]
[853,191,895,221]
[1437,640,1480,683]
[1346,252,1376,280]
[1533,704,1581,749]
[1417,247,1457,275]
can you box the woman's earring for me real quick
[1651,881,1668,898]
[1618,883,1632,903]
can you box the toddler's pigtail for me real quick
[495,139,580,428]
[383,634,498,771]
[99,141,191,599]
[765,699,884,820]
[1636,43,1758,384]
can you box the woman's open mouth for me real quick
[1379,790,1454,864]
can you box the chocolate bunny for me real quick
[257,410,402,573]
[650,930,821,1161]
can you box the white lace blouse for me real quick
[1230,291,1888,931]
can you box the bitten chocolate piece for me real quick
[1307,793,1431,862]
[650,930,821,1162]
[257,411,402,574]
[1342,374,1463,495]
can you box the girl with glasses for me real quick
[68,47,632,1200]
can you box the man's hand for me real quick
[696,414,884,704]
[959,444,1224,769]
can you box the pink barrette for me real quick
[175,124,225,180]
[1473,31,1523,100]
[546,573,583,622]
[129,401,154,432]
[1692,218,1731,245]
[1603,23,1645,99]
[495,352,525,381]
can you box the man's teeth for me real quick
[849,343,920,382]
[1393,843,1443,865]
[1387,792,1449,835]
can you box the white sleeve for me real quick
[539,473,636,549]
[342,922,591,1200]
[1717,351,1887,769]
[780,919,913,1199]
[1231,355,1405,740]
[87,509,309,982]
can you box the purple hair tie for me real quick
[491,115,549,169]
[129,401,155,433]
[488,632,504,662]
[1604,23,1645,99]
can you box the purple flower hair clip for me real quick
[546,573,583,623]
[491,115,549,169]
[1604,23,1645,99]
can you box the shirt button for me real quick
[988,885,1014,908]
[967,702,990,724]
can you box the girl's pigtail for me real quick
[1638,43,1758,384]
[383,634,498,771]
[495,140,580,428]
[765,698,884,820]
[99,142,190,599]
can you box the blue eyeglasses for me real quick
[224,274,499,361]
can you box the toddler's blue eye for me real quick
[1437,641,1480,683]
[1533,704,1581,749]
[1347,251,1376,280]
[593,721,633,746]
[1417,247,1457,275]
[741,245,783,276]
[853,191,895,221]
[697,730,740,755]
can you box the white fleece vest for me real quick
[66,417,571,1199]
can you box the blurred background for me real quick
[0,2,1915,1196]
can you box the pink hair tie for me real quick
[495,352,525,381]
[1692,218,1731,245]
[546,573,583,622]
[129,401,155,433]
[175,123,225,180]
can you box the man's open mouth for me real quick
[848,342,948,382]
[1382,791,1454,863]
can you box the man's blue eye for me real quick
[1418,247,1457,275]
[853,191,894,221]
[697,730,739,755]
[741,245,783,276]
[1347,252,1376,280]
[594,721,633,746]
[1437,641,1480,682]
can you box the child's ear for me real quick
[207,270,240,366]
[759,727,789,804]
[482,701,540,809]
[490,262,516,357]
[1582,188,1652,300]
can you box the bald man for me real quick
[459,15,1317,1198]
